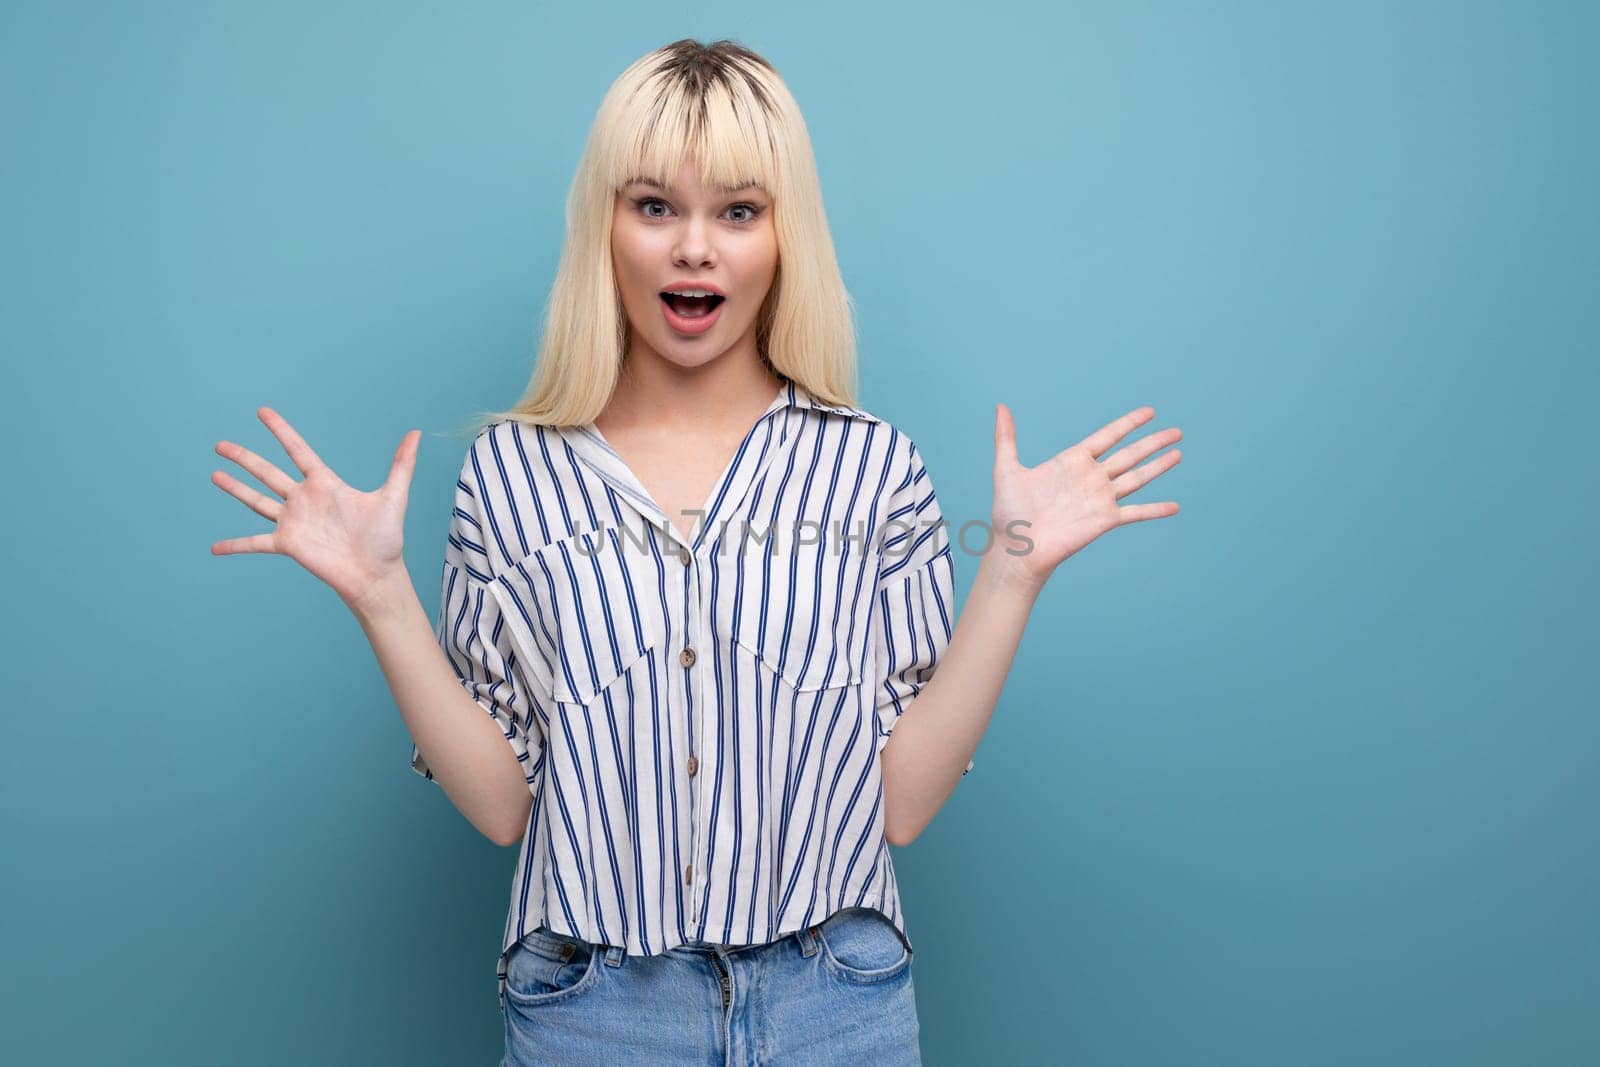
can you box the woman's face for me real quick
[611,160,778,373]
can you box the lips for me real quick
[660,291,725,315]
[659,291,726,335]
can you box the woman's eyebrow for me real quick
[621,177,765,195]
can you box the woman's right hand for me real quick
[210,406,423,611]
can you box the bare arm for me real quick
[882,403,1184,846]
[880,551,1038,846]
[350,569,532,846]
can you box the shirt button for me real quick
[679,647,696,668]
[687,754,698,776]
[678,546,692,566]
[684,864,693,884]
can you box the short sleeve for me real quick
[871,441,974,778]
[410,448,546,789]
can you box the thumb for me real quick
[994,402,1019,472]
[383,429,421,499]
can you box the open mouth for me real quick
[659,291,726,319]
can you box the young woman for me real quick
[210,38,1182,1065]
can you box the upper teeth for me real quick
[666,288,716,298]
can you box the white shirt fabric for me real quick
[410,375,973,1009]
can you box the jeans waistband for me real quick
[671,926,818,956]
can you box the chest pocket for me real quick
[730,540,876,693]
[496,529,668,708]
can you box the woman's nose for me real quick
[673,217,715,268]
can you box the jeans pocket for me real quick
[816,907,912,984]
[503,928,603,1007]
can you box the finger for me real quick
[993,403,1019,472]
[211,469,285,522]
[382,429,421,499]
[1077,406,1156,461]
[215,439,297,498]
[1102,426,1182,479]
[258,406,329,477]
[1110,448,1182,498]
[1115,501,1180,525]
[210,532,280,556]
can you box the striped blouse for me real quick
[409,375,973,1009]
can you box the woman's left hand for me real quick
[986,403,1183,591]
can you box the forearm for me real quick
[881,549,1042,846]
[349,569,532,846]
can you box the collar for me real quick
[782,376,882,424]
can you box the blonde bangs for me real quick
[598,58,783,197]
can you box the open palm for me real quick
[210,406,421,608]
[989,403,1183,588]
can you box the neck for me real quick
[606,341,784,433]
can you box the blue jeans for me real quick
[501,906,922,1065]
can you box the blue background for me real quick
[3,1,1596,1063]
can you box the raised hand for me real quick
[988,403,1183,590]
[210,407,422,610]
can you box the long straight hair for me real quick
[464,38,860,436]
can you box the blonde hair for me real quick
[458,38,860,438]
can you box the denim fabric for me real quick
[501,906,922,1065]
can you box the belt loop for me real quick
[604,944,624,967]
[798,925,820,958]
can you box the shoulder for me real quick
[453,418,573,505]
[457,417,550,477]
[447,419,568,574]
[797,397,922,481]
[847,409,926,494]
[841,413,941,514]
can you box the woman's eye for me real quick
[633,197,763,223]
